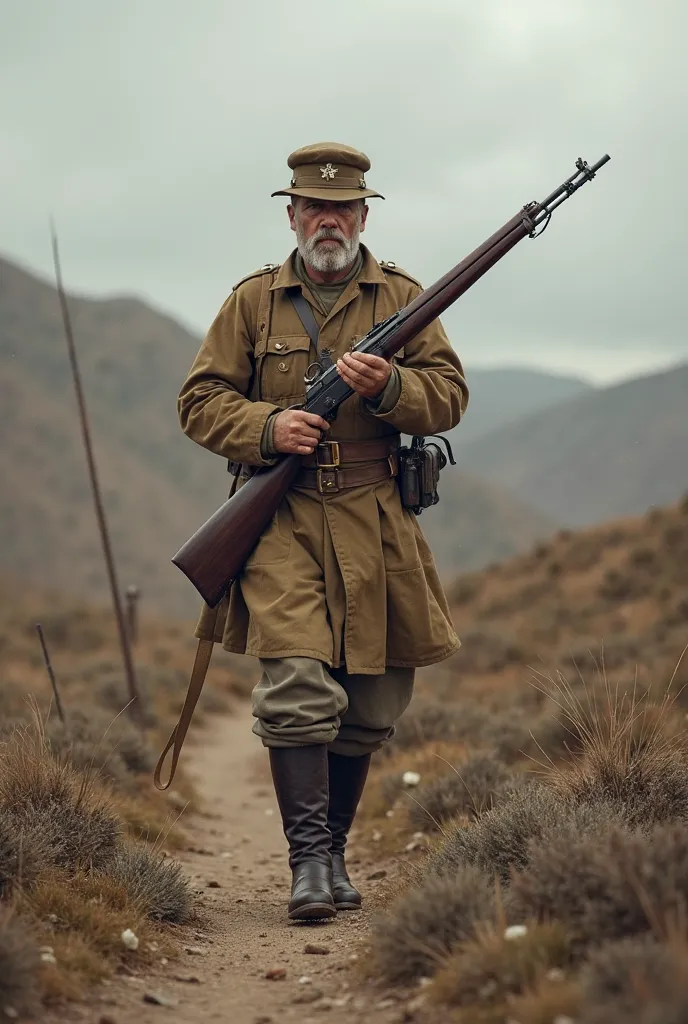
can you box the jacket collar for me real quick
[269,243,387,291]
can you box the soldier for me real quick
[178,142,468,921]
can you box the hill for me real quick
[429,496,688,706]
[458,362,688,526]
[0,253,554,610]
[448,365,593,445]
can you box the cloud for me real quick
[1,0,686,382]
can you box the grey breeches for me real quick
[252,656,415,756]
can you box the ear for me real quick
[359,202,369,233]
[287,199,297,233]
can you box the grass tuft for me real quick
[408,751,515,831]
[539,671,688,826]
[0,721,121,872]
[369,864,502,984]
[512,822,688,949]
[579,937,688,1024]
[104,845,194,923]
[431,921,571,1008]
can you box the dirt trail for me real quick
[58,704,409,1024]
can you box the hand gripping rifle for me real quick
[173,155,610,608]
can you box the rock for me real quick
[254,1017,273,1024]
[143,992,178,1007]
[304,943,330,955]
[292,989,323,1005]
[504,924,528,941]
[184,945,207,956]
[98,1017,118,1024]
[121,929,139,951]
[402,771,421,786]
[172,974,201,984]
[367,869,387,880]
[206,880,222,888]
[265,966,287,980]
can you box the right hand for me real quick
[273,409,330,455]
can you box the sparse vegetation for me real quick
[0,579,237,1012]
[365,501,688,1018]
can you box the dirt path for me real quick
[57,705,411,1024]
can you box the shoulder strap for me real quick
[287,287,320,347]
[287,287,333,369]
[233,262,279,292]
[153,633,216,790]
[153,469,243,791]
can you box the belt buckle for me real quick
[315,441,340,468]
[316,467,340,494]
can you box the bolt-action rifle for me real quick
[172,155,610,608]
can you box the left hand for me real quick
[336,351,392,399]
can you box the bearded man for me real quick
[178,143,468,921]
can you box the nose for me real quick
[318,211,339,229]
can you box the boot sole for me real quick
[335,901,361,911]
[289,902,337,921]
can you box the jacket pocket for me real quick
[258,335,313,403]
[244,500,293,567]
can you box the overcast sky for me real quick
[2,0,686,384]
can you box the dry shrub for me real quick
[429,785,626,884]
[391,698,531,762]
[542,671,688,826]
[408,752,514,831]
[369,864,500,984]
[0,809,47,896]
[427,786,569,882]
[104,845,193,923]
[508,977,581,1024]
[455,626,528,674]
[432,921,570,1008]
[0,723,121,872]
[512,823,688,951]
[46,709,154,785]
[579,937,688,1024]
[0,909,41,1017]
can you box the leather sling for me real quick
[287,287,334,368]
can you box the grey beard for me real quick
[295,223,361,274]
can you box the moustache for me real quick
[311,230,347,246]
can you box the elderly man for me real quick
[178,143,468,921]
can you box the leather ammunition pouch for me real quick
[397,434,456,514]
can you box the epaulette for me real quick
[379,261,422,287]
[232,263,280,292]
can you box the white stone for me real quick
[402,771,421,786]
[121,928,140,951]
[504,924,528,941]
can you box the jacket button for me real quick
[278,361,288,372]
[274,342,287,351]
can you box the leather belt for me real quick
[297,451,399,495]
[301,437,399,468]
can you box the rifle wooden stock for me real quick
[172,454,302,607]
[173,155,610,606]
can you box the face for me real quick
[288,197,368,274]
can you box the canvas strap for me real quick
[287,287,334,369]
[154,467,242,790]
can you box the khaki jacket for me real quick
[178,245,468,674]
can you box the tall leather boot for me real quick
[327,751,371,910]
[269,746,336,921]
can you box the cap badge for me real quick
[320,163,339,181]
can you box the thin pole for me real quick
[36,623,66,725]
[50,227,143,726]
[125,584,141,645]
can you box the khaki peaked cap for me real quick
[271,142,385,202]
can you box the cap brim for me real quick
[271,186,384,201]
